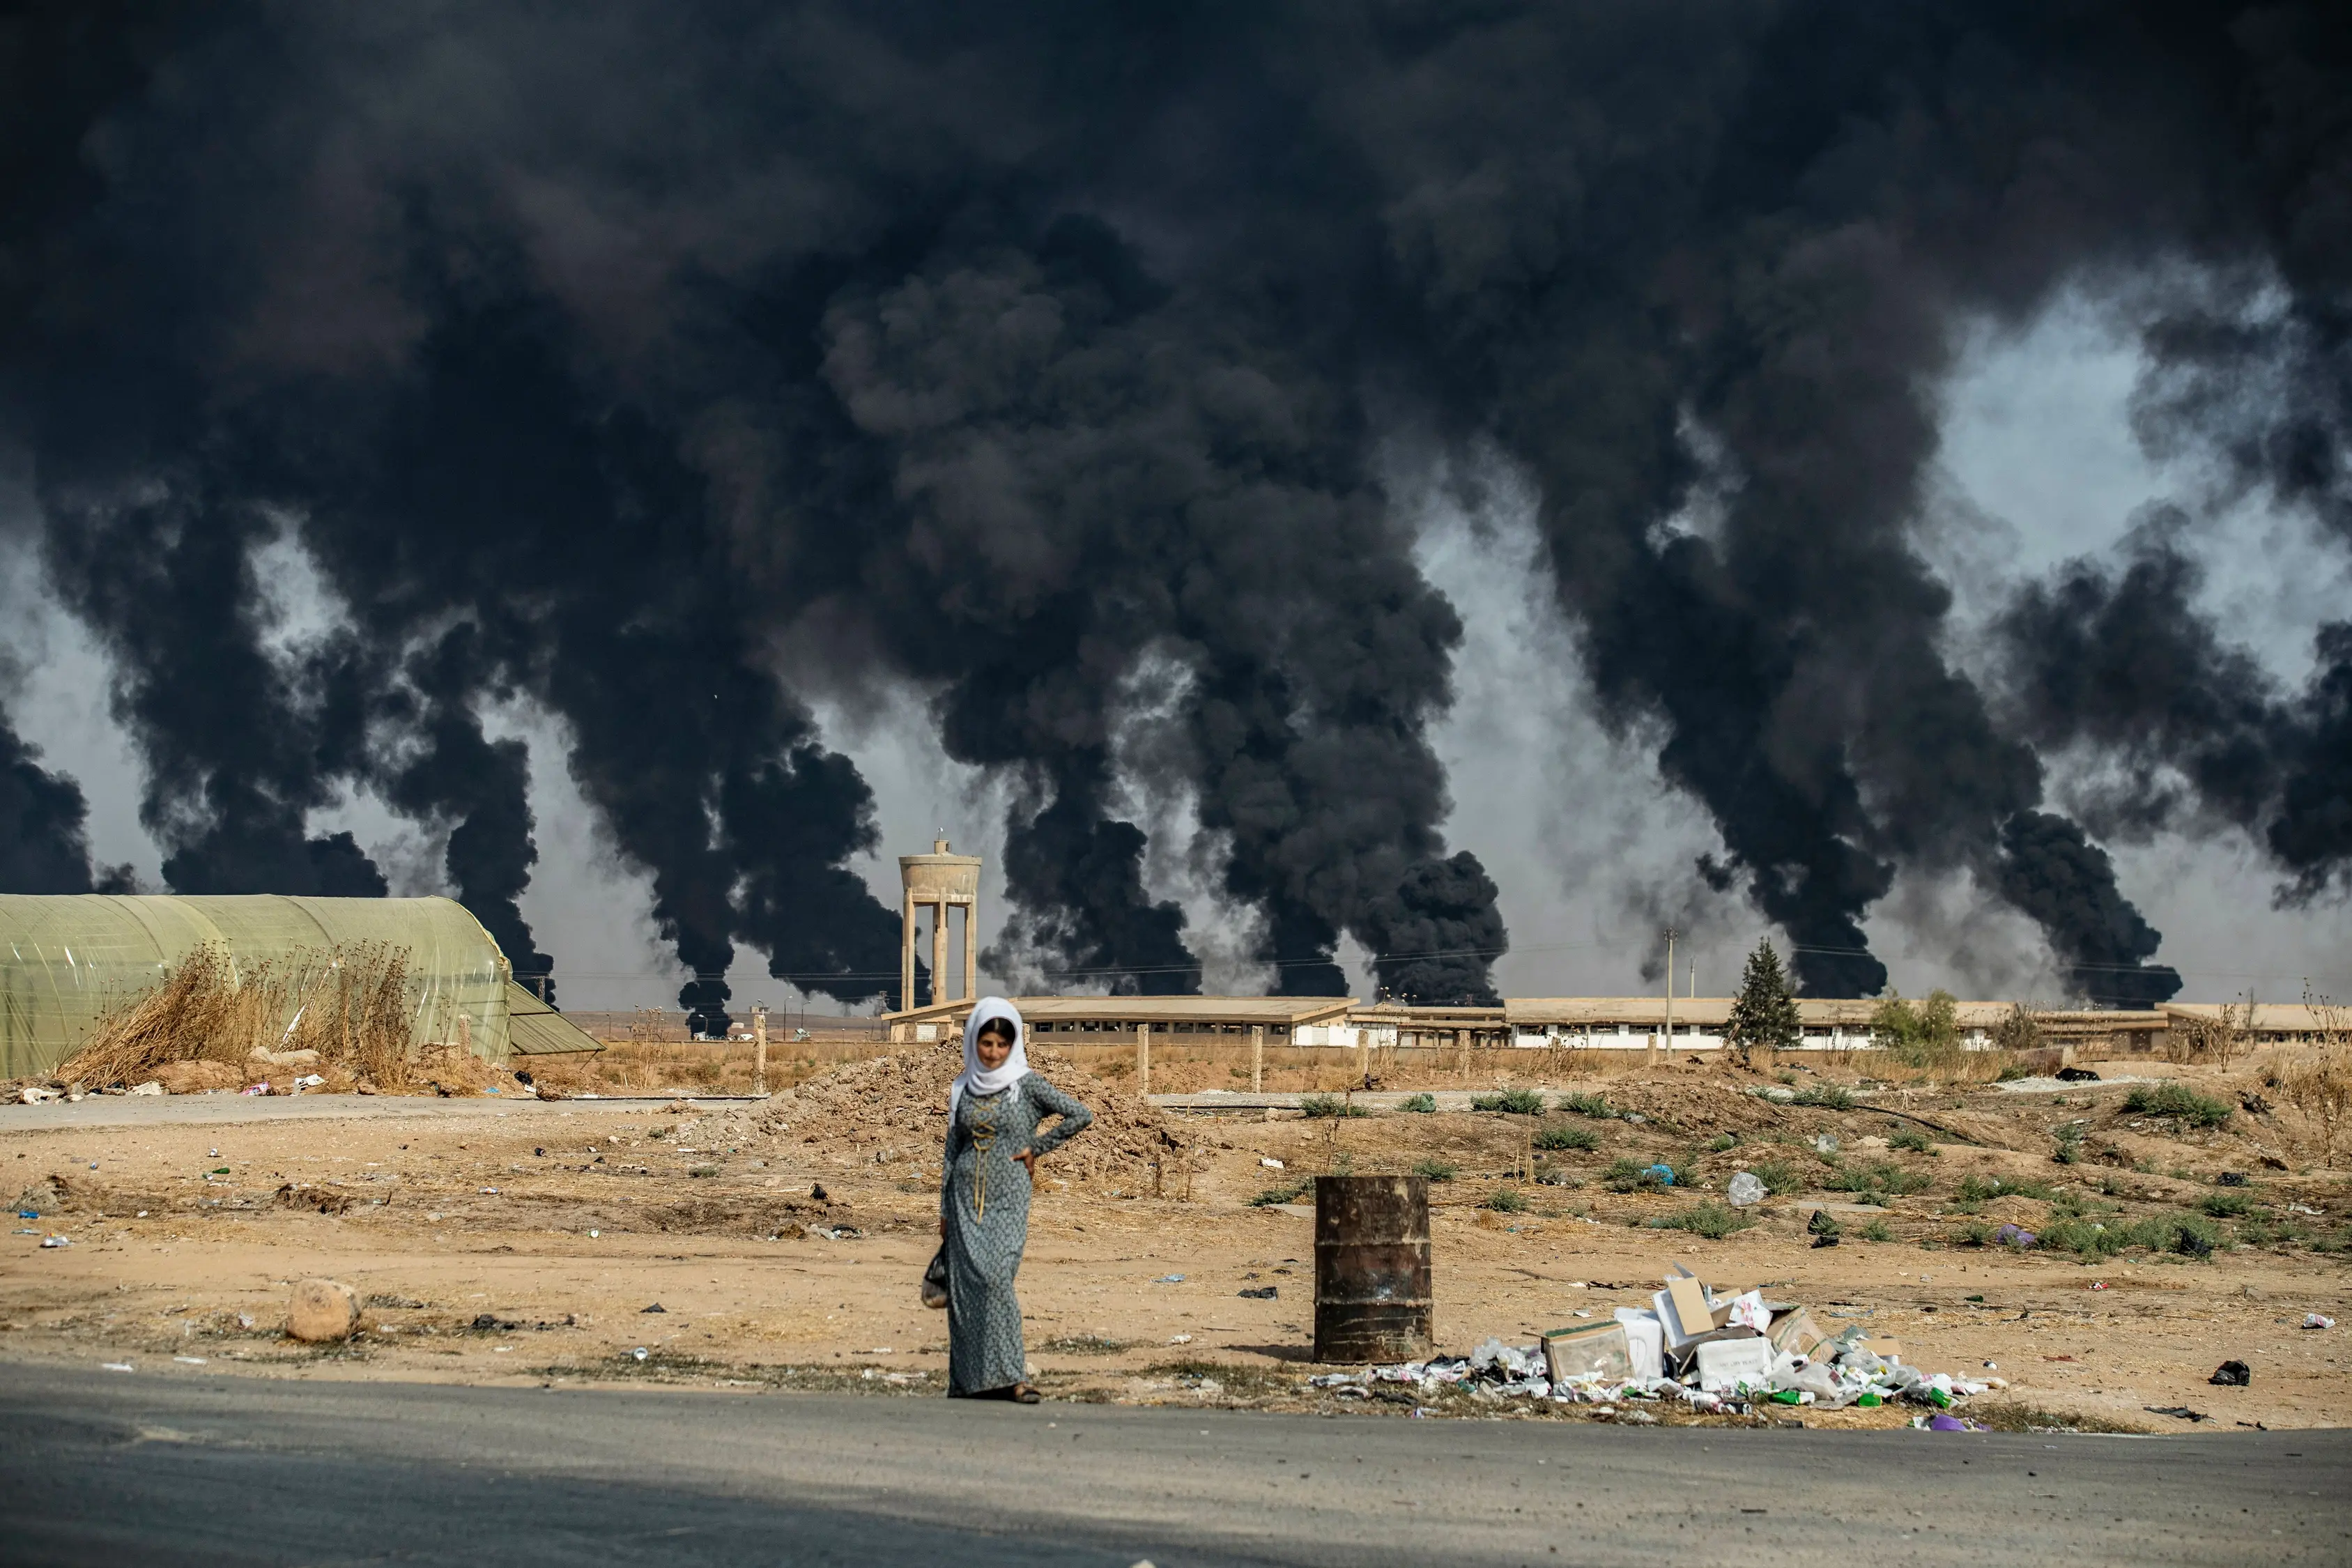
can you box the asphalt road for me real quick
[1,1366,2343,1566]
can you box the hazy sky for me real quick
[5,286,2347,1012]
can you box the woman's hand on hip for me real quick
[1014,1148,1038,1174]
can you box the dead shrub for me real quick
[61,941,422,1090]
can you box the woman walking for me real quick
[938,997,1092,1402]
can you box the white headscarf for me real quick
[950,996,1029,1117]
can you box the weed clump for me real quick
[1650,1200,1754,1240]
[1533,1122,1599,1152]
[1398,1093,1437,1114]
[1485,1187,1530,1213]
[1555,1091,1620,1119]
[1411,1158,1458,1182]
[1248,1178,1312,1208]
[1298,1093,1369,1119]
[2121,1082,2233,1129]
[1792,1083,1857,1111]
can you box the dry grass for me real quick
[59,942,420,1089]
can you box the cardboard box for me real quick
[1767,1309,1824,1358]
[1542,1322,1634,1383]
[1657,1275,1717,1350]
[1611,1309,1666,1381]
[1862,1336,1903,1364]
[1695,1336,1774,1394]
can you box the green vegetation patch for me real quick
[1647,1200,1754,1240]
[1533,1122,1599,1152]
[2121,1082,2233,1129]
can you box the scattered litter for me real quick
[2287,1204,2325,1217]
[1813,1135,1838,1155]
[2146,1406,2208,1422]
[1167,1334,1193,1345]
[101,1362,133,1373]
[1994,1224,2038,1250]
[630,1347,650,1361]
[173,1355,207,1365]
[128,1080,163,1096]
[1643,1163,1677,1186]
[39,1235,70,1248]
[642,1303,667,1314]
[1260,1158,1285,1169]
[1726,1171,1767,1208]
[2054,1066,2100,1082]
[1238,1286,1278,1299]
[1155,1274,1185,1284]
[295,1074,324,1088]
[2087,1282,2109,1291]
[1334,1265,1990,1421]
[2303,1314,2335,1330]
[2209,1360,2251,1386]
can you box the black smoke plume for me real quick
[6,1,2350,1010]
[0,708,129,893]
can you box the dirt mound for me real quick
[155,1060,245,1094]
[758,1043,1184,1187]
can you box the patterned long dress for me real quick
[939,1072,1093,1394]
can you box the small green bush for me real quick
[1555,1091,1620,1119]
[1747,1159,1804,1196]
[1707,1133,1739,1153]
[1956,1173,2051,1203]
[2121,1082,2233,1129]
[1888,1128,1935,1155]
[1650,1201,1754,1240]
[1830,1162,1932,1197]
[1248,1178,1312,1207]
[1496,1088,1549,1115]
[1469,1093,1506,1112]
[1411,1158,1458,1182]
[1858,1218,1895,1243]
[1792,1083,1857,1111]
[1298,1093,1369,1119]
[1485,1187,1530,1213]
[1534,1122,1599,1152]
[1398,1093,1436,1114]
[2200,1189,2255,1218]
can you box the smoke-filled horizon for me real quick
[3,3,2348,1022]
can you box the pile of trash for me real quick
[756,1042,1185,1189]
[1311,1263,1998,1423]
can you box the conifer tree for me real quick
[1726,938,1800,1066]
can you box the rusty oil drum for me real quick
[1312,1174,1432,1362]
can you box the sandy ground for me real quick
[4,1055,2348,1434]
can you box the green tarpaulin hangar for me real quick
[0,893,600,1080]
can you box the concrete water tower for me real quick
[899,838,981,1010]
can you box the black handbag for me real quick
[921,1245,950,1309]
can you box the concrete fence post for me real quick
[1135,1021,1151,1097]
[1250,1024,1263,1093]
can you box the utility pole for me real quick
[1659,928,1678,1066]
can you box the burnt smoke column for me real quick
[1997,529,2352,911]
[1337,3,2298,998]
[824,222,1505,1004]
[38,483,386,898]
[374,626,555,1001]
[0,712,129,892]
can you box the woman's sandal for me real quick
[1008,1383,1041,1404]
